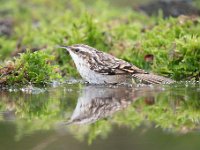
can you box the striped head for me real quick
[59,44,98,60]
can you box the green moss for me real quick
[0,0,200,86]
[123,17,200,80]
[4,50,61,85]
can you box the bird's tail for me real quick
[132,73,175,84]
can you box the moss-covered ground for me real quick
[0,0,200,85]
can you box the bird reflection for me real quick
[67,85,161,125]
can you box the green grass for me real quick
[0,0,200,85]
[1,50,61,86]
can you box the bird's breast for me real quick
[70,52,128,84]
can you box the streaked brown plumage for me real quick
[59,44,174,84]
[66,85,162,125]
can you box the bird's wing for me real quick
[89,51,146,75]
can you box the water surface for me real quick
[0,81,200,150]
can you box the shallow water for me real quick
[0,81,200,150]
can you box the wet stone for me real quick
[137,0,200,18]
[0,18,13,37]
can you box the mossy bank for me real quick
[0,0,200,86]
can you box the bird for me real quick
[59,44,174,84]
[66,85,162,125]
[66,85,134,125]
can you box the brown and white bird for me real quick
[66,85,162,125]
[59,44,174,84]
[67,85,134,124]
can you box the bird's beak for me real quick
[57,45,72,52]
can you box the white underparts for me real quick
[69,51,127,84]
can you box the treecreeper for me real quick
[59,44,174,84]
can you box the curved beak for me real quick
[57,45,72,52]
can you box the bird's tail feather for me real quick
[132,73,175,84]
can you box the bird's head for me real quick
[58,44,97,59]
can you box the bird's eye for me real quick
[74,48,79,52]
